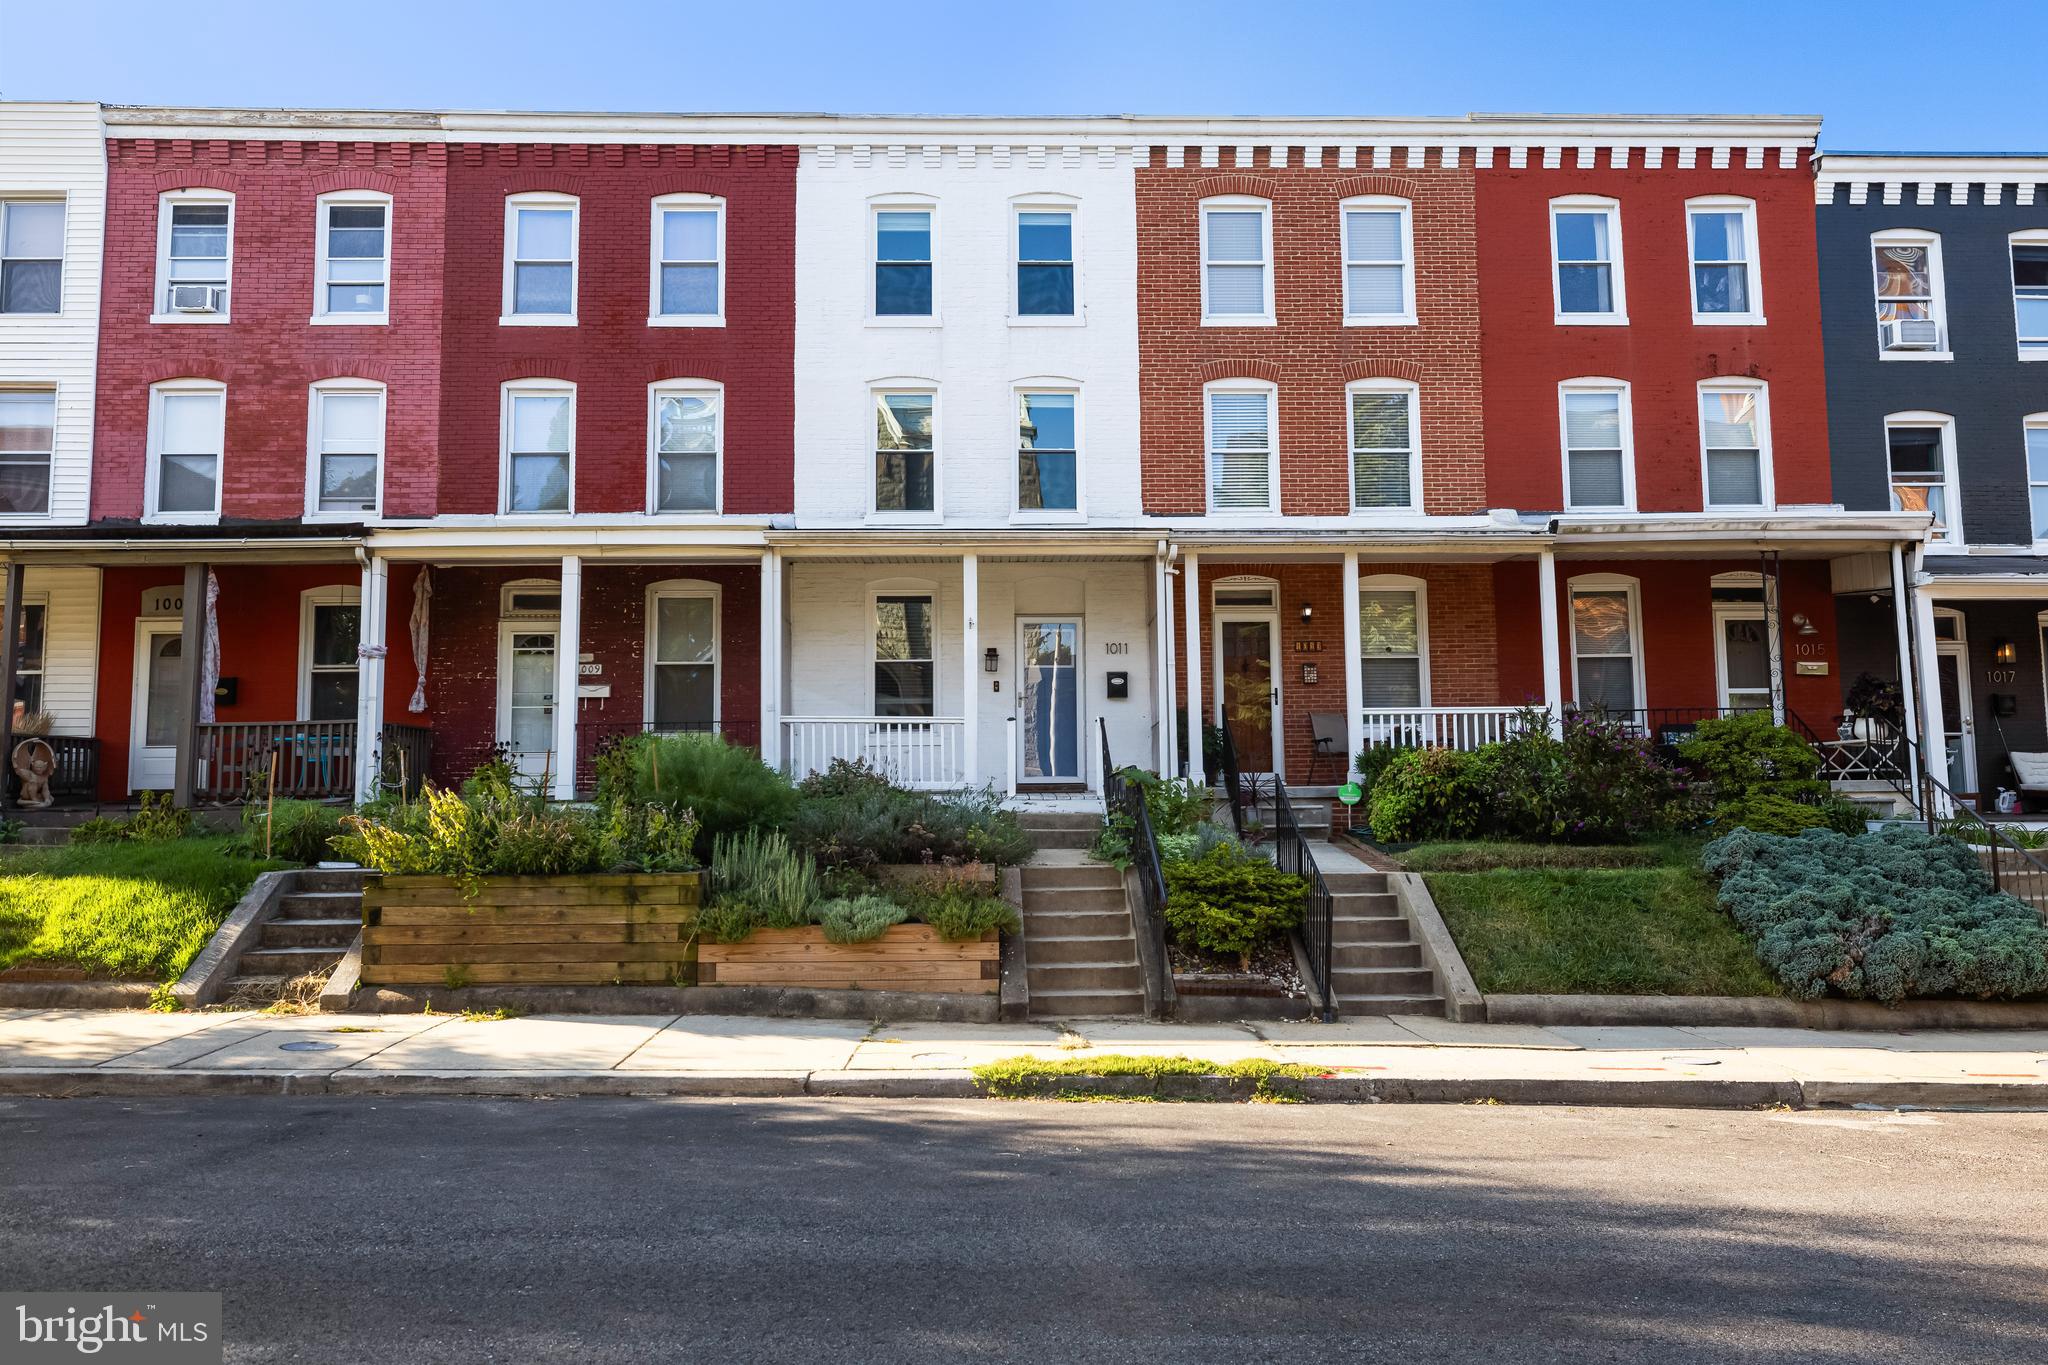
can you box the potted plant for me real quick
[1841,672,1905,740]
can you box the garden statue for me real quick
[10,735,54,808]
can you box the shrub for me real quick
[788,783,1031,869]
[126,791,192,842]
[893,881,1022,940]
[489,808,604,877]
[1352,739,1416,811]
[1368,747,1486,842]
[242,799,345,863]
[69,817,129,846]
[1679,712,1828,835]
[796,757,894,800]
[1089,768,1212,867]
[1160,842,1306,967]
[815,894,908,944]
[597,800,702,873]
[703,828,820,941]
[1701,824,2048,1002]
[1154,823,1237,865]
[601,732,797,847]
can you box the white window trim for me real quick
[500,578,562,619]
[644,578,722,730]
[647,193,726,328]
[1566,573,1647,713]
[1012,379,1085,522]
[1345,378,1422,515]
[500,192,579,326]
[1883,410,1962,548]
[499,380,576,516]
[868,196,939,326]
[1697,378,1775,511]
[1710,597,1771,713]
[1357,572,1430,706]
[0,381,57,521]
[143,378,226,525]
[297,584,362,721]
[1549,195,1628,326]
[150,189,234,325]
[0,197,65,318]
[1871,228,1950,361]
[310,190,392,326]
[869,381,941,523]
[1558,377,1637,512]
[2011,229,2048,361]
[1203,378,1279,515]
[867,578,941,717]
[1685,195,1764,326]
[1339,196,1416,326]
[1009,195,1083,326]
[1198,195,1275,326]
[2029,414,2048,550]
[646,378,724,516]
[304,378,386,522]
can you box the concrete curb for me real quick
[0,1066,2040,1110]
[1391,871,1485,1023]
[0,981,158,1009]
[1486,993,2048,1030]
[318,931,364,1012]
[340,982,1002,1022]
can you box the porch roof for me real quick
[1916,555,2048,599]
[1550,508,1928,557]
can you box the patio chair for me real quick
[1307,712,1348,785]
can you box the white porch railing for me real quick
[781,716,967,789]
[1359,706,1530,751]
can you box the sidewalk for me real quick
[3,1009,2046,1108]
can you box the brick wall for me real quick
[1135,162,1485,516]
[438,143,796,516]
[93,138,449,521]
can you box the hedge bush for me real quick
[1160,842,1306,968]
[786,781,1032,869]
[597,732,798,849]
[1701,824,2048,1002]
[1679,712,1836,835]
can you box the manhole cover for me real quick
[278,1040,340,1053]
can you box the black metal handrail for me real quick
[1269,776,1336,1022]
[1099,719,1175,1020]
[1214,706,1247,840]
[1911,767,2048,922]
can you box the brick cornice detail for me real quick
[1332,174,1418,200]
[1195,359,1283,384]
[144,361,229,384]
[499,172,593,196]
[1193,173,1279,200]
[1340,358,1424,384]
[641,361,727,384]
[309,169,403,195]
[498,360,581,383]
[317,360,397,383]
[149,168,240,193]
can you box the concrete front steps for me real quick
[1019,853,1143,1017]
[223,869,365,1003]
[1014,809,1099,852]
[1323,866,1444,1018]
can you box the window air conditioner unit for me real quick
[168,285,223,313]
[1881,318,1941,351]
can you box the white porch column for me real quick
[1537,550,1563,728]
[960,553,979,789]
[1155,549,1177,777]
[758,549,781,768]
[1889,542,1920,750]
[352,554,390,805]
[1183,550,1204,787]
[1910,557,1948,806]
[1340,551,1363,781]
[551,554,581,801]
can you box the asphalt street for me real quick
[3,1097,2045,1363]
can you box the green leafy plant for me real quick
[788,783,1032,869]
[702,828,820,941]
[971,1053,1326,1101]
[796,757,895,800]
[1160,842,1306,968]
[69,817,128,846]
[815,894,909,943]
[600,732,797,848]
[1679,712,1828,836]
[1352,737,1418,811]
[893,880,1022,940]
[1367,747,1487,843]
[597,800,702,872]
[241,799,344,863]
[1154,824,1238,865]
[0,817,23,845]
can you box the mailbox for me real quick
[1105,671,1129,700]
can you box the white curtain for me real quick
[198,570,220,724]
[408,568,432,713]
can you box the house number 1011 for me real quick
[1103,642,1129,655]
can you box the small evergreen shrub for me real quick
[1368,747,1486,842]
[796,757,895,800]
[788,783,1031,869]
[1679,712,1828,834]
[815,894,909,944]
[703,828,820,940]
[1160,842,1307,968]
[602,732,797,847]
[1701,824,2048,1002]
[893,881,1022,940]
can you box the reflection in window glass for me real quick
[1017,392,1076,511]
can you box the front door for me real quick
[1017,619,1082,785]
[1935,642,1976,797]
[498,626,557,789]
[130,624,183,792]
[1715,608,1773,713]
[1215,614,1280,774]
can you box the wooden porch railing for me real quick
[781,716,965,789]
[195,721,358,802]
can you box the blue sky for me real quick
[8,0,2046,152]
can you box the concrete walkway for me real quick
[2,1008,2046,1107]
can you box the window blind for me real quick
[1208,391,1271,509]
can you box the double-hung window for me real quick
[874,208,934,318]
[874,391,935,514]
[147,381,225,521]
[1687,197,1762,323]
[2028,418,2048,543]
[2012,233,2048,358]
[650,383,721,513]
[1884,416,1956,542]
[308,381,384,517]
[12,601,44,714]
[1872,230,1946,354]
[300,588,361,722]
[503,195,577,322]
[502,384,574,514]
[0,388,54,516]
[651,195,723,324]
[1206,383,1275,513]
[1560,381,1632,511]
[0,200,62,314]
[1201,199,1272,324]
[314,194,389,322]
[1551,198,1624,321]
[873,594,935,717]
[1569,578,1643,713]
[650,586,718,731]
[1016,208,1075,318]
[1341,198,1413,324]
[1699,381,1770,509]
[1016,390,1078,514]
[1358,579,1426,708]
[154,192,232,320]
[1348,381,1419,512]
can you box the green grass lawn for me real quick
[0,838,290,982]
[1411,838,1781,997]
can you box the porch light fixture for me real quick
[984,647,1000,673]
[1791,612,1819,637]
[1995,638,2018,665]
[1299,601,1313,622]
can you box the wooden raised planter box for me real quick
[360,872,701,986]
[699,924,1000,994]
